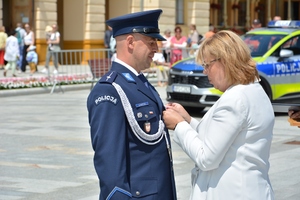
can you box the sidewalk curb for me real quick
[0,84,91,97]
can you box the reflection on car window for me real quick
[243,34,284,57]
[282,36,300,55]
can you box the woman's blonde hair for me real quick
[196,30,259,85]
[45,25,52,33]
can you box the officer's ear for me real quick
[127,34,135,49]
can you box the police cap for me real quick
[106,9,166,41]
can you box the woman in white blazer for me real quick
[163,30,275,200]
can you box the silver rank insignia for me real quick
[144,122,151,133]
[137,112,142,118]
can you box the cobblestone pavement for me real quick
[0,86,300,200]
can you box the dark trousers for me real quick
[21,45,30,72]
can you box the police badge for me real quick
[144,122,151,133]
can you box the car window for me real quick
[283,36,300,55]
[271,36,300,56]
[243,34,284,57]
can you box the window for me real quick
[176,0,184,24]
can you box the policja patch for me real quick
[94,95,118,105]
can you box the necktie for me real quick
[138,73,149,88]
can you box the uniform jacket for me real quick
[87,62,177,200]
[174,82,275,200]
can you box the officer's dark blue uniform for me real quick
[87,9,177,200]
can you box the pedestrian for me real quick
[87,9,177,200]
[170,26,187,64]
[202,23,215,42]
[251,19,262,30]
[163,30,274,200]
[162,29,171,62]
[104,25,113,58]
[41,24,60,75]
[21,24,35,73]
[3,30,19,77]
[273,16,281,21]
[26,45,38,75]
[0,26,8,70]
[187,24,200,47]
[152,41,171,87]
[15,23,26,71]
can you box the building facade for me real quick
[0,0,299,64]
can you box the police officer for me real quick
[87,9,177,200]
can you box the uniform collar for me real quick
[114,58,139,76]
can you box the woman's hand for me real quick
[165,102,191,123]
[163,108,184,130]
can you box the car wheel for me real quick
[259,76,272,101]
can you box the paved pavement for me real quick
[1,85,300,200]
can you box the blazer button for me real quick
[135,191,140,196]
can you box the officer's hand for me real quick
[163,109,185,130]
[165,102,191,123]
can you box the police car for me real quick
[166,20,300,111]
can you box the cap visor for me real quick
[140,33,166,41]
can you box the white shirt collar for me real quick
[114,57,139,76]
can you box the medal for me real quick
[144,122,151,133]
[137,112,142,118]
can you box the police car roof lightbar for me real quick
[268,20,300,28]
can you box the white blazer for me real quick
[174,82,275,200]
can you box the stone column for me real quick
[83,0,106,50]
[35,0,58,64]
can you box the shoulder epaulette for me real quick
[99,71,118,84]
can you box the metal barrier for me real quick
[52,47,198,91]
[50,48,111,92]
[0,47,199,92]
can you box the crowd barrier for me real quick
[0,47,199,93]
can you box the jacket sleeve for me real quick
[173,94,247,171]
[87,83,132,200]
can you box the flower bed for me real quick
[0,73,92,90]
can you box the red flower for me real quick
[255,5,264,12]
[210,3,221,10]
[232,4,241,10]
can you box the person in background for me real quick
[162,29,172,62]
[273,16,281,21]
[163,30,274,200]
[151,41,171,87]
[26,45,38,75]
[45,25,52,41]
[251,19,262,29]
[204,24,215,39]
[21,24,35,73]
[87,9,177,200]
[188,24,199,47]
[3,30,19,77]
[109,34,116,58]
[170,26,187,64]
[42,24,60,75]
[15,23,26,71]
[104,25,113,58]
[0,26,8,70]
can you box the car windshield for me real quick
[242,34,285,57]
